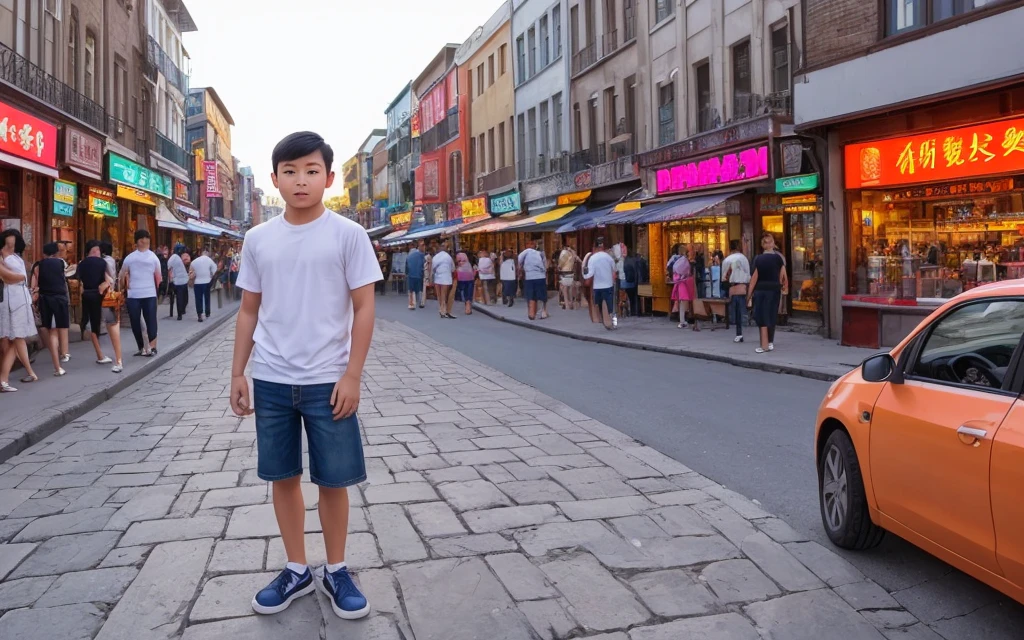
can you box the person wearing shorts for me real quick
[518,240,549,320]
[76,240,122,372]
[33,243,70,376]
[557,246,579,310]
[231,131,381,621]
[454,251,476,315]
[477,250,495,305]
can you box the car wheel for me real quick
[819,430,885,550]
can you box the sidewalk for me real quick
[474,299,879,381]
[0,298,240,465]
[0,318,936,640]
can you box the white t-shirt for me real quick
[121,249,161,299]
[190,255,217,285]
[518,248,547,281]
[235,209,383,386]
[722,253,751,285]
[167,253,189,286]
[584,251,616,289]
[478,256,495,280]
[499,257,516,281]
[431,251,454,286]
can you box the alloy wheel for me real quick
[822,444,849,532]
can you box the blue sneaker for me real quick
[318,565,370,619]
[251,567,315,614]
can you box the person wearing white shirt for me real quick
[583,238,617,330]
[119,229,162,356]
[190,250,218,322]
[431,247,455,318]
[722,239,752,343]
[166,246,190,321]
[518,240,549,320]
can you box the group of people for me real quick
[155,243,220,322]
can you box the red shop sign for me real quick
[656,145,769,195]
[0,100,58,169]
[845,116,1024,189]
[174,180,190,202]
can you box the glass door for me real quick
[788,211,824,315]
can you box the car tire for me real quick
[819,429,885,550]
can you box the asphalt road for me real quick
[376,293,1024,640]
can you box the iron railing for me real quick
[154,128,192,173]
[420,112,459,154]
[0,41,106,132]
[146,36,189,94]
[571,42,598,75]
[549,153,569,174]
[569,145,607,172]
[731,91,793,123]
[603,29,619,57]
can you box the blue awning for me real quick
[635,191,741,224]
[555,205,615,233]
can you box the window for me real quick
[910,300,1024,389]
[553,6,562,58]
[528,27,537,76]
[603,0,616,39]
[449,151,463,199]
[487,127,496,172]
[114,58,128,122]
[732,40,752,119]
[624,0,636,41]
[477,64,485,96]
[517,113,527,178]
[479,133,487,174]
[497,121,506,167]
[540,101,550,168]
[887,0,995,35]
[655,0,674,23]
[84,30,96,102]
[499,44,508,75]
[658,82,675,146]
[695,60,712,132]
[771,24,790,94]
[488,54,495,86]
[43,0,61,76]
[569,5,579,54]
[552,93,563,155]
[516,35,526,83]
[539,15,549,68]
[604,87,617,142]
[469,138,476,182]
[584,0,596,47]
[14,0,27,57]
[587,99,598,154]
[67,6,78,91]
[527,108,538,177]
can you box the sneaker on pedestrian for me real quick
[61,353,71,363]
[112,362,123,373]
[96,356,113,364]
[768,343,775,351]
[755,347,767,354]
[318,565,370,620]
[251,566,315,615]
[733,336,743,343]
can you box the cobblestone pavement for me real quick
[0,319,940,640]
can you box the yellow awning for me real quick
[116,185,156,206]
[533,205,577,224]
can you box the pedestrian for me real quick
[621,247,640,317]
[431,243,455,319]
[230,131,377,620]
[477,249,495,305]
[100,242,124,373]
[167,244,189,321]
[0,229,39,391]
[156,245,169,305]
[670,244,698,331]
[455,251,476,316]
[32,243,70,376]
[499,249,517,307]
[557,244,579,310]
[711,250,724,299]
[190,248,218,322]
[722,240,751,343]
[120,229,161,357]
[584,237,617,330]
[747,232,789,354]
[518,240,548,320]
[76,240,120,369]
[405,241,425,310]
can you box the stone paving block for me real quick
[558,496,653,521]
[785,540,867,588]
[439,479,512,511]
[95,538,214,640]
[443,449,520,467]
[0,517,32,543]
[649,489,708,506]
[464,504,564,533]
[7,494,70,518]
[363,444,411,458]
[472,435,531,449]
[35,566,138,606]
[549,467,622,485]
[539,553,650,631]
[563,479,639,500]
[508,446,547,461]
[433,438,481,452]
[363,482,439,504]
[162,457,224,476]
[168,490,204,518]
[834,580,903,611]
[862,609,921,630]
[97,472,164,488]
[425,466,481,484]
[107,461,170,475]
[626,477,680,494]
[524,434,584,456]
[745,589,887,640]
[629,613,761,640]
[498,479,574,505]
[181,594,322,639]
[392,471,424,483]
[620,446,694,477]
[881,623,946,640]
[476,463,518,484]
[608,515,673,541]
[12,506,116,541]
[691,500,758,544]
[628,569,720,617]
[10,532,117,579]
[700,559,781,604]
[397,558,535,640]
[647,504,715,536]
[120,515,226,546]
[209,539,266,573]
[704,484,771,519]
[15,472,101,490]
[0,575,56,609]
[407,501,467,537]
[183,471,239,492]
[407,441,439,456]
[226,504,321,538]
[369,504,428,563]
[190,571,277,622]
[322,606,405,639]
[200,485,269,509]
[503,461,553,481]
[0,603,104,640]
[754,516,809,543]
[99,545,151,568]
[104,484,181,530]
[430,533,518,557]
[741,532,825,592]
[588,447,660,478]
[346,532,385,569]
[485,553,559,601]
[518,598,578,640]
[382,454,449,472]
[526,454,602,469]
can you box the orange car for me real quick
[815,280,1024,604]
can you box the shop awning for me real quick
[0,150,60,179]
[187,219,227,237]
[379,229,409,246]
[365,224,393,239]
[505,206,578,231]
[221,228,245,240]
[156,203,189,231]
[459,214,528,235]
[401,220,461,242]
[635,191,741,224]
[555,204,616,233]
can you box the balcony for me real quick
[571,30,628,76]
[731,91,793,123]
[478,165,515,192]
[569,145,607,173]
[549,153,569,174]
[0,40,106,132]
[602,30,619,57]
[420,112,459,154]
[571,42,598,75]
[146,36,189,94]
[153,128,192,174]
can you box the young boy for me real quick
[231,131,382,619]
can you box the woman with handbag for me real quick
[0,229,39,392]
[100,242,124,372]
[76,240,122,372]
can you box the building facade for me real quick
[185,87,235,222]
[385,82,414,212]
[412,44,461,229]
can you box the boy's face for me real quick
[272,150,334,209]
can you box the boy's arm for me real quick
[230,289,261,416]
[332,283,375,420]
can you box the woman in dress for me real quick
[670,244,698,331]
[747,232,789,354]
[0,229,40,392]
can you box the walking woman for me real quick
[477,250,495,305]
[747,232,789,354]
[0,229,39,391]
[669,244,698,330]
[432,244,455,318]
[76,240,122,372]
[100,242,124,372]
[455,251,476,315]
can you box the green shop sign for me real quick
[489,189,521,215]
[107,153,172,198]
[53,180,77,217]
[775,173,819,194]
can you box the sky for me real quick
[182,0,499,199]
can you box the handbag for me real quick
[102,287,124,309]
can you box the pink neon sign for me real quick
[656,145,769,195]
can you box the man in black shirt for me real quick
[33,242,70,376]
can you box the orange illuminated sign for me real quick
[845,117,1024,189]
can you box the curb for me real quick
[472,302,848,383]
[0,307,239,465]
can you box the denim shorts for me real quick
[253,379,367,488]
[524,278,547,302]
[455,279,475,301]
[407,276,423,293]
[592,286,614,313]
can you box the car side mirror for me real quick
[862,354,900,384]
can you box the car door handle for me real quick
[957,426,988,446]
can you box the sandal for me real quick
[20,374,38,383]
[53,368,66,377]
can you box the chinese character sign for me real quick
[845,117,1024,189]
[655,146,769,195]
[489,190,521,215]
[53,180,77,217]
[108,153,173,198]
[0,100,58,169]
[204,161,221,197]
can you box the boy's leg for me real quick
[273,476,308,564]
[318,486,350,565]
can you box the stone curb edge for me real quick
[472,302,846,383]
[0,307,240,465]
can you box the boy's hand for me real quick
[331,374,360,421]
[230,375,254,416]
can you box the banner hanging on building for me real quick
[203,160,221,197]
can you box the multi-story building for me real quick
[144,0,194,186]
[356,129,386,222]
[411,44,461,230]
[237,165,254,225]
[795,0,1024,347]
[385,82,414,212]
[185,86,235,222]
[370,138,388,229]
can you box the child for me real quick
[231,131,382,619]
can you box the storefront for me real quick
[107,152,173,258]
[53,125,106,262]
[839,112,1024,348]
[83,186,121,257]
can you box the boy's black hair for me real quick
[272,131,334,175]
[730,239,742,252]
[43,242,59,256]
[85,239,101,254]
[0,229,25,255]
[134,229,151,243]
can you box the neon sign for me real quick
[656,145,769,195]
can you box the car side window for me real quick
[911,299,1024,390]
